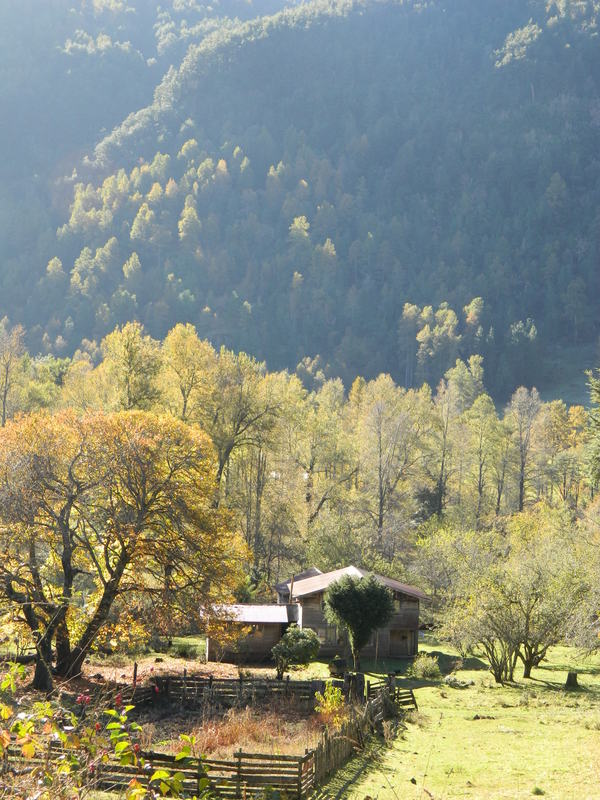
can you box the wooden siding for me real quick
[207,623,283,662]
[300,591,419,659]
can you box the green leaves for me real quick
[324,575,394,667]
[271,624,320,679]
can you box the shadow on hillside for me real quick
[312,738,389,800]
[526,675,598,695]
[537,661,600,676]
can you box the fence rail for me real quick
[112,673,329,712]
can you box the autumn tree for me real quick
[284,377,356,540]
[462,393,503,524]
[100,321,161,410]
[507,387,541,511]
[160,323,216,421]
[0,319,25,426]
[0,410,243,690]
[439,506,586,681]
[350,375,429,557]
[191,347,279,491]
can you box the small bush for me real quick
[315,682,348,728]
[271,624,320,679]
[382,718,403,744]
[175,643,198,659]
[405,709,429,728]
[407,653,442,680]
[532,787,545,796]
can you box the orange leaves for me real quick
[0,408,245,670]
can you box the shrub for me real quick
[315,682,347,728]
[175,643,198,659]
[271,625,320,680]
[407,653,442,680]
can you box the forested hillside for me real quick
[0,319,594,587]
[2,0,600,398]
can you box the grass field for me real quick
[323,638,600,800]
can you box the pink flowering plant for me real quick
[0,663,213,799]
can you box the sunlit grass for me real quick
[327,637,600,799]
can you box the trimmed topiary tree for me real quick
[324,575,394,670]
[271,624,320,679]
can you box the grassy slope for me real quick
[324,637,600,800]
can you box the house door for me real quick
[389,630,410,657]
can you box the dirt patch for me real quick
[82,655,278,687]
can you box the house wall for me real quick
[299,591,419,659]
[207,622,283,663]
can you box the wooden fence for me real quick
[308,690,386,787]
[1,742,311,798]
[153,673,328,708]
[106,673,330,713]
[2,686,411,798]
[366,678,418,711]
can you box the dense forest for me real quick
[0,318,595,590]
[2,0,600,398]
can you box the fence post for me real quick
[356,672,365,702]
[196,756,205,797]
[297,756,302,799]
[132,662,138,697]
[183,668,187,704]
[235,748,242,798]
[343,671,350,699]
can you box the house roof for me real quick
[213,604,299,624]
[274,567,322,593]
[279,566,428,601]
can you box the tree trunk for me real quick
[61,558,128,678]
[518,460,525,512]
[54,618,72,676]
[32,636,54,692]
[522,661,532,679]
[565,671,579,689]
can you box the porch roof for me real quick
[214,603,299,624]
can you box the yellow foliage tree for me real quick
[0,409,245,690]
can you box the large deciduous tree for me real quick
[507,387,541,511]
[0,410,243,690]
[99,321,162,411]
[439,506,586,682]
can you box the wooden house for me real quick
[206,565,427,663]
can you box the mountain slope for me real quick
[4,0,600,396]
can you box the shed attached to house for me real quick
[206,603,298,662]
